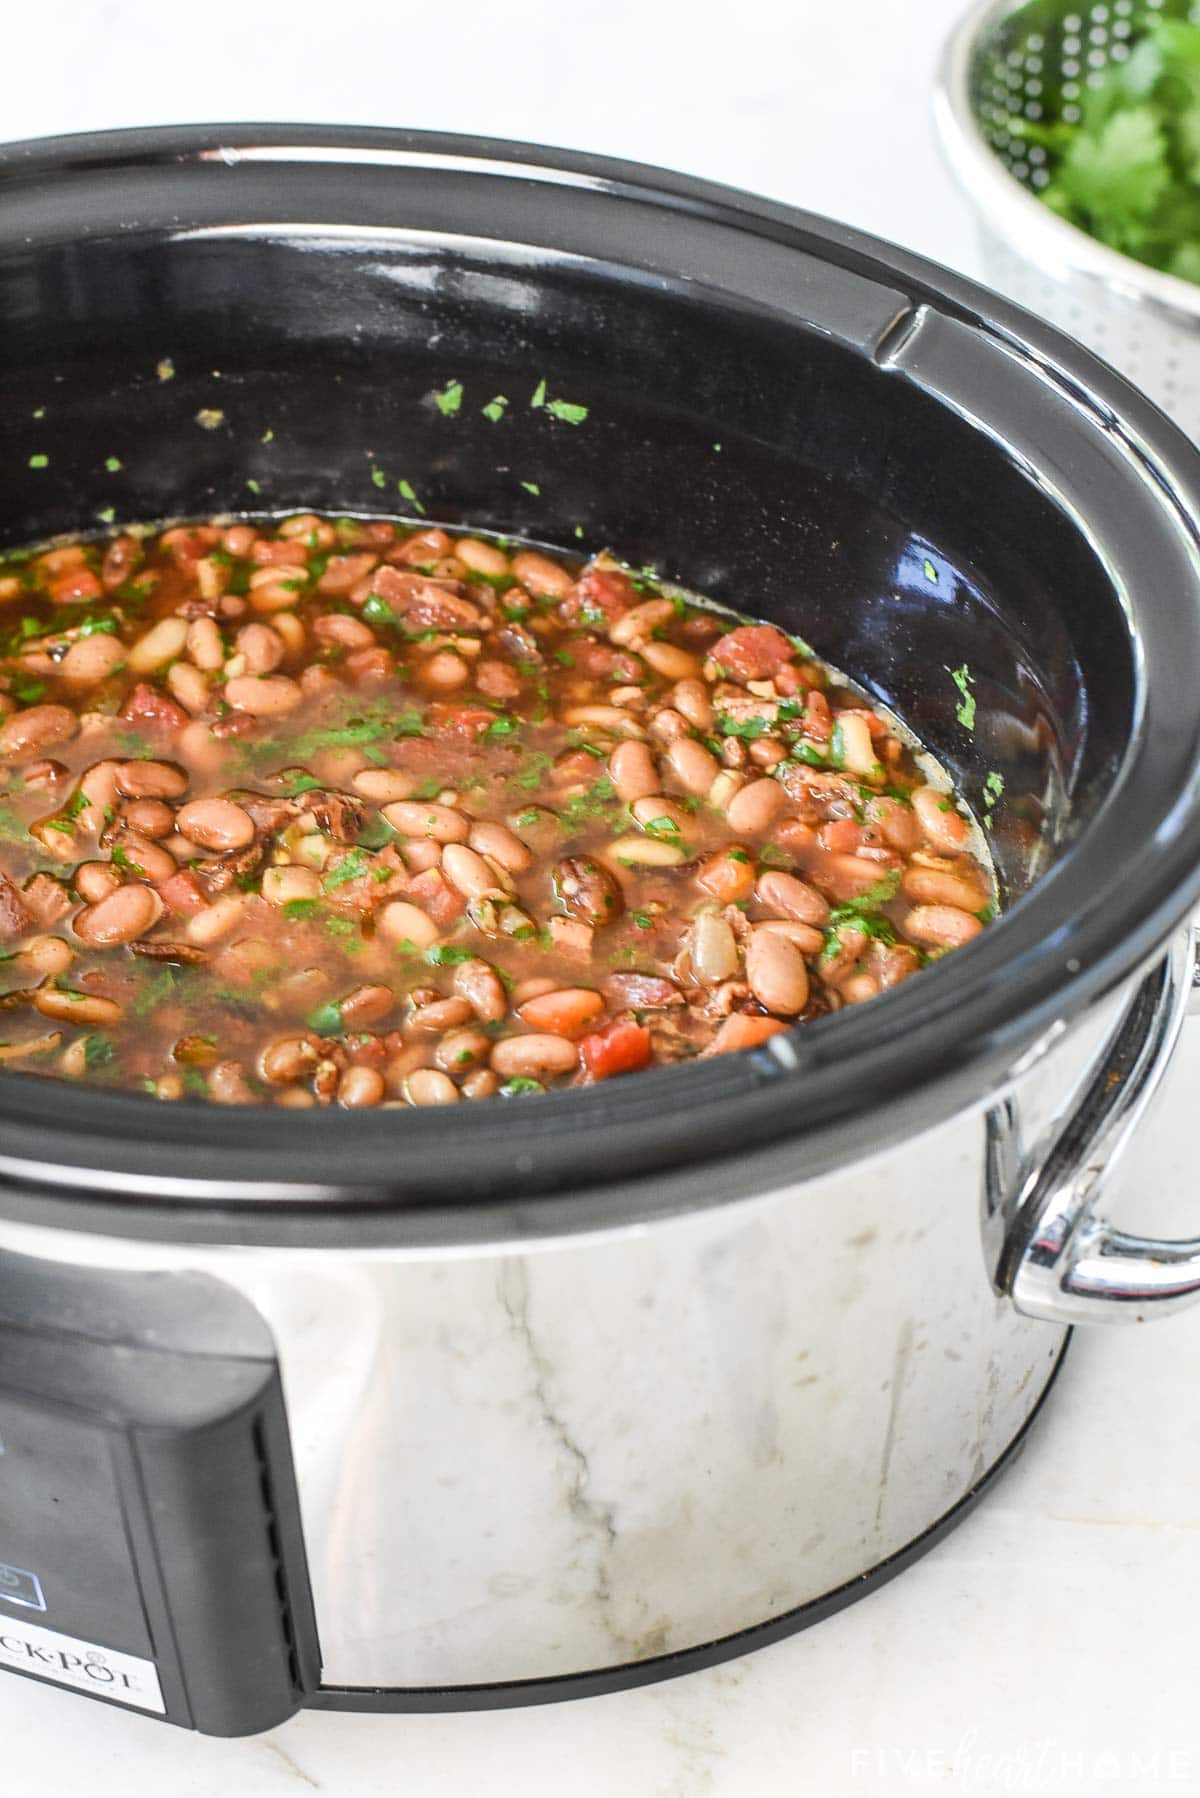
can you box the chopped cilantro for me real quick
[280,772,323,796]
[27,454,48,469]
[483,716,520,742]
[246,478,261,495]
[951,665,976,731]
[156,357,175,382]
[424,944,476,966]
[397,478,426,515]
[97,506,116,524]
[545,398,588,425]
[630,909,654,930]
[105,455,122,473]
[83,1034,115,1069]
[370,466,387,489]
[982,770,1005,827]
[482,395,508,422]
[362,593,397,625]
[433,379,463,416]
[500,1076,543,1096]
[520,481,541,496]
[323,850,368,890]
[261,427,275,444]
[922,556,937,583]
[306,999,343,1034]
[716,711,771,740]
[530,378,547,408]
[282,898,322,918]
[726,848,750,865]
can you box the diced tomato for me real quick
[156,869,209,917]
[712,624,795,682]
[49,569,104,605]
[426,702,495,740]
[559,568,636,628]
[707,1013,788,1055]
[407,867,467,929]
[518,988,606,1037]
[802,688,831,740]
[122,683,187,731]
[571,637,642,682]
[578,1018,652,1081]
[774,663,805,697]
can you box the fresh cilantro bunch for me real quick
[1021,17,1200,283]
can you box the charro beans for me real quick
[0,513,994,1100]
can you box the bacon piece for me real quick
[426,702,495,740]
[711,624,795,682]
[122,683,187,732]
[602,973,683,1009]
[559,568,635,628]
[131,940,208,965]
[22,872,71,925]
[406,867,466,929]
[307,790,365,843]
[370,565,483,632]
[0,874,33,941]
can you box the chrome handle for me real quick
[992,926,1200,1325]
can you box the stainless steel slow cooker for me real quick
[4,125,1200,1737]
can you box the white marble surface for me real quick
[5,0,1200,1790]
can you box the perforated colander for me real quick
[936,0,1200,437]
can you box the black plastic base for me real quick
[307,1334,1070,1715]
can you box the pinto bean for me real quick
[176,798,256,852]
[18,935,74,977]
[112,832,177,883]
[382,800,469,843]
[224,674,303,716]
[609,740,660,804]
[754,869,830,926]
[185,893,244,945]
[461,1067,500,1100]
[640,639,702,681]
[671,677,714,731]
[510,551,572,599]
[73,882,161,946]
[665,735,720,796]
[262,865,322,905]
[452,957,508,1022]
[236,622,286,674]
[434,1026,493,1072]
[609,598,675,646]
[258,1034,321,1084]
[691,910,739,984]
[0,705,77,761]
[468,820,532,872]
[334,1065,384,1106]
[705,1013,789,1055]
[186,616,225,670]
[127,616,188,673]
[746,928,810,1015]
[208,1059,257,1104]
[338,984,395,1028]
[756,919,825,957]
[456,537,510,577]
[352,768,413,803]
[60,633,125,686]
[865,795,921,853]
[376,900,441,949]
[903,904,983,948]
[119,798,175,839]
[725,777,785,836]
[491,1034,580,1079]
[75,861,123,904]
[901,866,990,913]
[911,786,970,854]
[33,988,123,1027]
[404,997,474,1035]
[441,843,504,900]
[403,1067,461,1106]
[117,759,188,800]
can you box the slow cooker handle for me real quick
[992,925,1200,1324]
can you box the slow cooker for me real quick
[4,125,1200,1737]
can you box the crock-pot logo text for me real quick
[0,1620,165,1711]
[0,1634,141,1692]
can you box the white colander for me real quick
[935,0,1200,438]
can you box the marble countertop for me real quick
[5,0,1200,1790]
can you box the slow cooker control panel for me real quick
[0,1253,319,1735]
